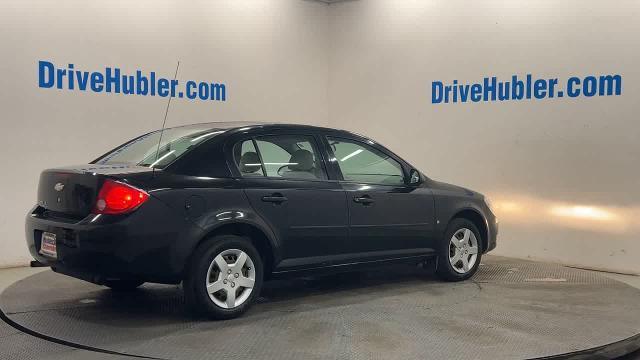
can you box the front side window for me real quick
[327,137,405,186]
[233,135,327,180]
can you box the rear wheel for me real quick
[184,235,263,319]
[435,218,482,281]
[103,279,144,291]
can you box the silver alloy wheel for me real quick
[205,249,256,309]
[448,228,479,274]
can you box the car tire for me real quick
[103,279,144,291]
[184,234,264,320]
[435,218,483,282]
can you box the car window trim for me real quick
[250,138,268,177]
[231,175,342,184]
[336,179,410,188]
[317,133,343,181]
[324,135,408,186]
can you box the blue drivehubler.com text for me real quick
[432,74,621,104]
[38,60,226,102]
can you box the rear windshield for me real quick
[94,126,225,169]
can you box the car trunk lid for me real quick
[37,164,154,219]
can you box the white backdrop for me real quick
[328,0,640,274]
[0,0,329,267]
[1,0,638,274]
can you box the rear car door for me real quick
[325,135,436,261]
[232,133,348,272]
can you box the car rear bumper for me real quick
[25,198,203,284]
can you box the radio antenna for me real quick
[152,60,180,176]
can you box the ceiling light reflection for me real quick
[487,193,640,234]
[148,150,176,168]
[494,201,522,213]
[550,206,616,221]
[340,149,363,162]
[191,131,224,143]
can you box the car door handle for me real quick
[262,193,288,203]
[353,195,374,205]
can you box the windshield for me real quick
[94,126,225,169]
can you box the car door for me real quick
[232,133,349,272]
[325,135,436,261]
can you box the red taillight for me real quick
[93,179,149,215]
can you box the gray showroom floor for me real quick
[0,267,131,360]
[1,256,639,360]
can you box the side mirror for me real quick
[408,169,421,185]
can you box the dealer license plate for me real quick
[39,232,57,259]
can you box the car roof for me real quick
[165,121,355,136]
[167,121,267,130]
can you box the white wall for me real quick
[0,0,329,267]
[328,0,640,274]
[1,0,638,274]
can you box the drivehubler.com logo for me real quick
[431,73,621,104]
[38,60,226,102]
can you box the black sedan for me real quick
[26,122,498,319]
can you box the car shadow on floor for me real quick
[35,263,451,325]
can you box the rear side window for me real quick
[327,136,405,185]
[233,135,327,180]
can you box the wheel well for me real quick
[451,209,488,252]
[196,223,276,276]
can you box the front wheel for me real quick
[184,235,263,319]
[435,218,482,281]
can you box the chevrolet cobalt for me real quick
[26,122,497,319]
